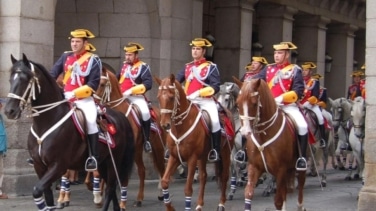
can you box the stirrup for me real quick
[295,157,307,171]
[85,156,98,172]
[164,149,170,160]
[234,150,246,163]
[319,139,326,148]
[208,149,219,162]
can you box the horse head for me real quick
[5,54,61,119]
[236,78,277,137]
[329,97,352,131]
[96,66,123,106]
[351,96,366,139]
[216,82,239,112]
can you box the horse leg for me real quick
[195,159,207,211]
[93,170,103,208]
[217,143,231,211]
[56,171,69,209]
[244,163,262,211]
[161,156,180,211]
[150,131,167,201]
[84,171,93,191]
[273,171,287,211]
[296,171,306,211]
[228,150,238,200]
[133,136,146,207]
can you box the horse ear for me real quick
[153,75,161,85]
[232,76,243,88]
[170,74,175,84]
[22,53,31,67]
[10,54,17,64]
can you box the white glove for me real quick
[302,101,311,108]
[122,89,132,98]
[187,90,200,100]
[274,95,283,105]
[64,91,75,100]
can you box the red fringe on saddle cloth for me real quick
[222,115,235,140]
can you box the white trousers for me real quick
[191,97,221,132]
[128,95,150,121]
[73,97,98,134]
[281,103,308,135]
[303,102,324,125]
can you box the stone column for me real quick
[325,24,358,99]
[294,15,330,86]
[358,1,376,210]
[214,0,258,81]
[256,3,298,64]
[0,0,56,196]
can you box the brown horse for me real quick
[95,67,167,207]
[154,74,233,211]
[234,78,306,211]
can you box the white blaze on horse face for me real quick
[13,73,19,80]
[240,102,251,136]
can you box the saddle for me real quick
[198,102,235,141]
[124,98,161,134]
[71,104,116,148]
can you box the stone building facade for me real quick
[0,0,373,209]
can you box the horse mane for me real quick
[237,79,276,112]
[104,68,122,95]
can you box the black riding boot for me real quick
[141,119,152,153]
[208,130,221,162]
[86,133,99,171]
[234,136,247,163]
[296,134,308,171]
[319,124,326,148]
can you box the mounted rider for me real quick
[234,56,268,163]
[118,42,153,153]
[347,70,365,101]
[300,62,327,148]
[50,29,102,171]
[176,38,222,162]
[257,41,308,171]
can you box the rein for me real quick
[158,83,201,166]
[96,73,126,108]
[6,62,76,159]
[239,90,282,174]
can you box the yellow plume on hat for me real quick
[244,62,252,70]
[350,70,365,77]
[190,38,212,47]
[361,64,366,70]
[124,42,144,53]
[301,62,317,69]
[252,56,268,64]
[85,43,96,52]
[273,42,297,50]
[69,29,95,39]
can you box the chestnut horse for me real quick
[154,74,233,211]
[95,67,167,207]
[4,54,135,211]
[234,78,306,211]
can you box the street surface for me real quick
[0,168,361,211]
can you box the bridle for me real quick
[238,89,284,173]
[95,72,126,108]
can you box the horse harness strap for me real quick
[167,111,202,166]
[250,112,286,174]
[31,106,76,156]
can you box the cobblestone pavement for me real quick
[0,168,362,211]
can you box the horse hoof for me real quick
[227,194,233,200]
[354,174,360,179]
[158,195,164,201]
[64,201,70,207]
[56,202,64,209]
[95,202,103,208]
[339,166,346,171]
[322,182,327,187]
[345,176,352,181]
[262,191,270,197]
[133,201,142,207]
[217,205,225,211]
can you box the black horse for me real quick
[4,54,135,211]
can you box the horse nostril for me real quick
[161,123,171,131]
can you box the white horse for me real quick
[328,97,356,176]
[348,96,365,182]
[303,107,336,187]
